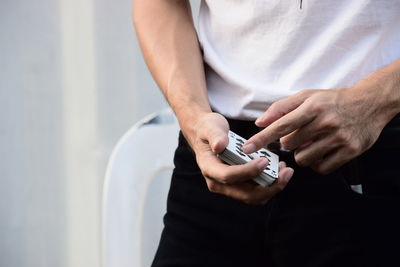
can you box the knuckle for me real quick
[298,89,311,97]
[280,136,294,150]
[219,171,233,184]
[313,164,330,175]
[310,101,323,113]
[294,154,307,167]
[328,116,341,129]
[275,182,286,192]
[320,116,340,130]
[268,102,278,112]
[201,168,210,179]
[206,180,218,192]
[320,168,331,175]
[334,131,348,143]
[241,195,255,205]
[346,141,360,155]
[275,120,289,134]
[241,198,251,205]
[311,164,322,174]
[250,140,264,151]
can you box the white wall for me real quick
[0,0,199,266]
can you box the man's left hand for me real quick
[242,86,392,174]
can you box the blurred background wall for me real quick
[0,0,199,266]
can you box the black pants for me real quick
[152,116,400,267]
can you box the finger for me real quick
[278,161,287,170]
[280,121,322,151]
[293,135,340,167]
[281,129,316,151]
[255,90,316,127]
[204,128,229,154]
[278,166,294,182]
[207,166,293,205]
[281,114,342,151]
[243,102,316,153]
[250,166,294,203]
[311,146,357,175]
[199,153,270,184]
[224,165,293,202]
[206,180,264,205]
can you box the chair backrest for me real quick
[102,109,179,267]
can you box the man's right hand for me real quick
[186,112,294,205]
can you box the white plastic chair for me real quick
[102,108,179,267]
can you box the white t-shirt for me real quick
[198,0,400,120]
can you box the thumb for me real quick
[255,90,313,127]
[209,128,229,154]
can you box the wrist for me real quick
[165,79,212,147]
[173,104,212,147]
[351,60,400,127]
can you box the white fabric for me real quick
[198,0,400,119]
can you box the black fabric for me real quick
[151,115,400,267]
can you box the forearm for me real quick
[350,58,400,128]
[133,0,211,145]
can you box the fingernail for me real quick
[211,138,222,153]
[283,168,294,181]
[256,158,269,170]
[211,142,218,153]
[242,143,256,154]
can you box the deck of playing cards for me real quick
[218,130,279,187]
